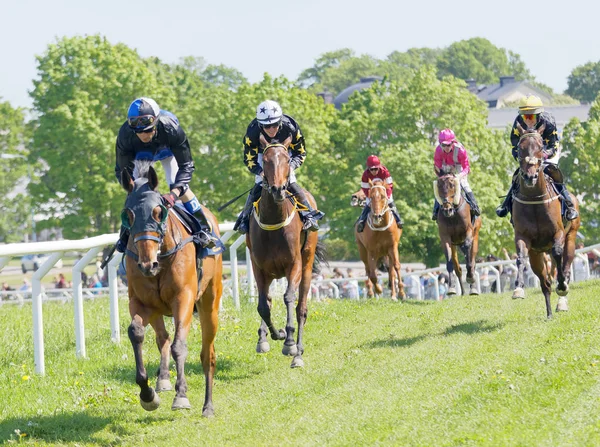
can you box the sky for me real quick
[2,0,599,109]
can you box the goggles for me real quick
[128,115,156,129]
[441,143,453,149]
[522,114,538,121]
[260,121,281,130]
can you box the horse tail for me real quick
[312,240,329,274]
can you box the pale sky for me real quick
[2,0,598,109]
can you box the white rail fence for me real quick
[1,228,598,376]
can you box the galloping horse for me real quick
[247,143,326,368]
[511,124,580,318]
[355,179,405,300]
[434,174,481,295]
[120,161,223,416]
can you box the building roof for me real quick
[475,77,552,108]
[333,76,383,109]
[487,104,592,130]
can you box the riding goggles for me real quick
[128,115,156,129]
[259,120,281,130]
[522,114,538,121]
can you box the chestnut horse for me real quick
[355,180,405,300]
[511,125,580,318]
[247,143,326,368]
[434,174,482,295]
[120,161,223,416]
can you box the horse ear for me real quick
[282,136,292,148]
[121,169,134,194]
[368,179,373,186]
[148,166,159,191]
[537,123,546,135]
[516,122,525,135]
[259,133,268,148]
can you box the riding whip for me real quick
[217,186,254,212]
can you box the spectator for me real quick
[341,268,359,299]
[403,267,420,299]
[55,273,67,289]
[573,242,589,282]
[19,279,31,291]
[478,257,490,293]
[2,282,14,291]
[438,276,448,298]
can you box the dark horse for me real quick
[120,161,223,416]
[434,174,482,295]
[511,124,580,318]
[247,143,325,369]
[355,180,405,300]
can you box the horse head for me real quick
[121,161,168,277]
[369,179,389,225]
[350,190,366,207]
[434,174,461,218]
[262,140,291,203]
[517,122,546,188]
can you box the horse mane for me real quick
[133,160,154,179]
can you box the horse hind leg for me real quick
[530,251,554,319]
[128,314,161,411]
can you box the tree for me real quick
[566,61,600,103]
[297,49,355,89]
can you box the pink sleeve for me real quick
[459,147,470,175]
[434,146,443,169]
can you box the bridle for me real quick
[262,144,290,194]
[367,184,392,230]
[517,133,544,182]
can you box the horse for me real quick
[355,179,405,300]
[120,161,223,416]
[247,142,326,369]
[511,124,580,318]
[434,174,482,295]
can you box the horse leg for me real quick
[469,222,481,295]
[389,247,405,301]
[170,291,196,411]
[153,317,172,393]
[128,307,160,411]
[441,239,456,295]
[292,243,317,369]
[452,246,464,295]
[530,251,553,319]
[552,230,568,297]
[462,233,479,295]
[512,238,528,299]
[357,239,373,297]
[282,262,302,358]
[254,268,284,351]
[367,255,382,296]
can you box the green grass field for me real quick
[1,281,600,446]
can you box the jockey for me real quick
[496,95,579,220]
[432,129,480,221]
[114,97,219,252]
[356,155,403,232]
[233,100,325,233]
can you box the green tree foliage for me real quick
[566,61,600,103]
[0,100,31,242]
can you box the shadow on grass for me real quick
[442,319,504,336]
[362,334,428,349]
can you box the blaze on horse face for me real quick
[435,175,461,218]
[517,122,546,188]
[262,143,290,203]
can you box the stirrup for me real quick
[496,206,509,218]
[302,217,319,232]
[565,208,579,221]
[198,230,217,249]
[356,220,366,232]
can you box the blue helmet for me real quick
[127,97,160,133]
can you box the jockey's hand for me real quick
[161,192,178,209]
[542,150,552,159]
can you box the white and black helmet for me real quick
[256,100,283,126]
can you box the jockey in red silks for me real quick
[356,155,403,232]
[432,128,480,221]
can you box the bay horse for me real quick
[511,124,580,318]
[247,143,326,368]
[355,180,405,300]
[434,174,482,295]
[120,161,223,416]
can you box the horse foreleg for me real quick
[441,240,456,295]
[153,317,172,393]
[452,246,464,295]
[170,291,196,411]
[293,250,316,369]
[512,238,528,299]
[462,232,479,295]
[197,280,221,417]
[552,230,568,297]
[530,251,553,319]
[282,262,302,358]
[128,311,160,411]
[254,268,283,348]
[367,255,382,295]
[388,248,403,301]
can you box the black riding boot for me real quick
[191,208,219,249]
[116,226,130,253]
[556,183,579,220]
[356,205,371,232]
[466,191,480,216]
[234,184,262,234]
[388,200,403,228]
[432,200,440,221]
[496,182,516,217]
[288,183,324,232]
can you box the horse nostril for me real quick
[152,262,159,270]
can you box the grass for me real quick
[2,281,600,446]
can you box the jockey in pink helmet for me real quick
[356,155,403,232]
[432,129,480,220]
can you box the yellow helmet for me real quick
[518,95,544,114]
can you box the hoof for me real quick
[172,396,191,410]
[556,296,569,312]
[512,287,525,299]
[447,287,457,296]
[272,329,286,340]
[282,343,298,357]
[140,389,161,411]
[469,285,480,296]
[556,283,569,297]
[202,403,215,418]
[156,379,172,392]
[391,296,398,302]
[256,341,270,353]
[291,356,304,368]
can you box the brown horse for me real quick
[355,180,405,300]
[511,125,580,318]
[120,161,223,416]
[247,143,326,368]
[434,174,482,295]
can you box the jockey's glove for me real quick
[161,192,178,209]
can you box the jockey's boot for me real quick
[388,200,404,228]
[432,201,440,221]
[356,205,371,233]
[466,191,481,216]
[234,183,262,234]
[496,182,515,218]
[191,208,219,249]
[289,183,324,232]
[556,183,579,220]
[116,226,130,253]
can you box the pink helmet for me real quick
[366,155,381,168]
[438,128,456,145]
